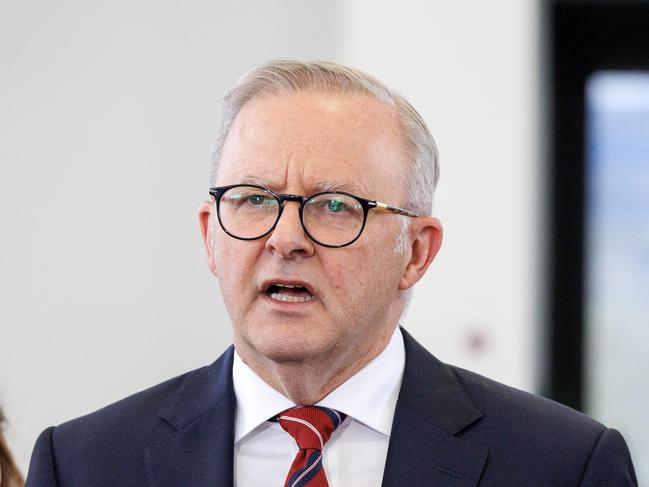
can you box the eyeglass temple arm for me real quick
[373,201,419,218]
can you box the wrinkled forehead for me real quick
[216,92,410,200]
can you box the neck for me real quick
[235,326,397,405]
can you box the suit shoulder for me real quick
[449,364,606,438]
[52,364,207,450]
[53,342,236,439]
[401,329,606,439]
[31,347,235,485]
[443,365,636,484]
[32,365,214,485]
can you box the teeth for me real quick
[270,292,313,303]
[275,284,297,288]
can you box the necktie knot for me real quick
[277,406,345,451]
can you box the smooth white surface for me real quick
[0,0,540,473]
[233,327,404,487]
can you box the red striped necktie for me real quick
[276,406,346,487]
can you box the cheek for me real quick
[214,237,255,287]
[330,262,351,291]
[353,246,405,293]
[326,247,389,295]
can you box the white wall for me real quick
[0,0,540,472]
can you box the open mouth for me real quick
[265,283,314,303]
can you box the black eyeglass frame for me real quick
[208,184,419,248]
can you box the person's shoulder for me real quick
[401,328,636,483]
[446,365,636,484]
[402,329,606,439]
[27,348,237,485]
[452,364,600,427]
[53,364,208,448]
[51,344,234,452]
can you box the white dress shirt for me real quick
[232,327,406,487]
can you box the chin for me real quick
[242,328,335,365]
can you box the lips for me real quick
[261,279,315,304]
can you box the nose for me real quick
[265,201,315,258]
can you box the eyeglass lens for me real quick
[217,185,365,246]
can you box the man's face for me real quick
[201,91,429,376]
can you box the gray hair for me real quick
[210,60,439,215]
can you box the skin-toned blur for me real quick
[0,408,24,487]
[199,91,442,405]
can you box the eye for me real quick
[305,193,362,219]
[239,193,277,208]
[247,194,267,206]
[327,199,346,212]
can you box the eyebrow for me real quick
[236,176,372,198]
[239,175,274,187]
[312,180,371,196]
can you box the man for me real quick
[26,60,636,486]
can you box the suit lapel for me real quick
[144,347,236,487]
[382,330,488,486]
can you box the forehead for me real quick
[216,91,408,197]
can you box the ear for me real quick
[398,216,443,290]
[198,200,218,277]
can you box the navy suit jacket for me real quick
[26,329,637,486]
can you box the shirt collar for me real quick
[232,326,405,442]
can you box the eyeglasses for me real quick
[209,184,419,248]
